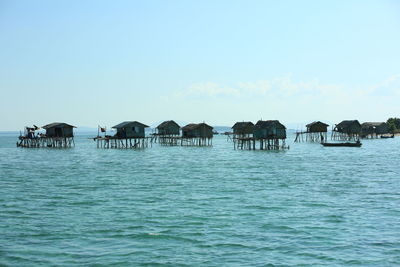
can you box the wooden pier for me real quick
[94,136,151,149]
[154,136,213,146]
[157,136,180,146]
[17,136,75,148]
[295,121,329,143]
[95,135,213,148]
[233,137,288,150]
[180,137,212,146]
[331,131,360,141]
[295,131,328,142]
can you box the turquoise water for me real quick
[1,132,399,266]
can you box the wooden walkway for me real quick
[94,136,152,149]
[17,136,75,148]
[233,137,288,150]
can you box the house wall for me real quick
[46,128,55,137]
[158,125,180,135]
[63,127,74,137]
[345,124,362,134]
[308,124,328,132]
[117,126,145,138]
[253,128,265,138]
[254,127,286,139]
[45,127,74,137]
[361,126,375,136]
[233,126,254,135]
[182,130,192,137]
[337,121,361,134]
[275,128,287,139]
[183,125,213,138]
[361,123,389,136]
[376,124,389,134]
[198,125,213,138]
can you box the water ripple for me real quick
[1,133,400,266]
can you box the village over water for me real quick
[17,118,400,150]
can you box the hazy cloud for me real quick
[369,74,400,96]
[175,75,349,99]
[177,82,241,98]
[174,74,400,102]
[160,74,399,126]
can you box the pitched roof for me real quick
[112,121,149,129]
[306,121,329,128]
[182,123,197,130]
[255,120,286,129]
[182,123,213,131]
[361,122,386,127]
[42,122,76,129]
[336,120,360,128]
[157,120,180,129]
[232,121,254,129]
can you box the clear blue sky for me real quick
[1,0,399,130]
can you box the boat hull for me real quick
[322,142,362,147]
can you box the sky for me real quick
[0,0,399,130]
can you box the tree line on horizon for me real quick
[387,118,400,133]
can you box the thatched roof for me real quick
[42,122,76,129]
[182,123,213,131]
[306,121,329,128]
[255,120,286,129]
[361,122,386,127]
[112,121,149,129]
[232,122,254,129]
[336,120,360,128]
[157,120,180,129]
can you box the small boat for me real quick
[321,141,362,147]
[381,134,394,139]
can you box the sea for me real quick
[1,131,399,266]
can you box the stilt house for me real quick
[43,122,76,137]
[332,120,361,140]
[18,122,76,148]
[361,122,389,138]
[295,121,329,142]
[234,120,287,150]
[112,121,149,138]
[156,120,180,136]
[334,120,361,134]
[306,121,329,133]
[253,120,286,139]
[232,122,254,137]
[182,123,213,138]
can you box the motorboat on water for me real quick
[321,140,362,147]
